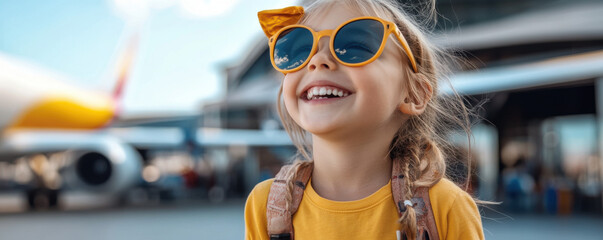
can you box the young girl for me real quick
[246,0,484,239]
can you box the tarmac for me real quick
[1,200,603,240]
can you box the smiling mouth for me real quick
[302,86,351,101]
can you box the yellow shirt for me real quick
[245,178,484,240]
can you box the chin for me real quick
[302,124,334,135]
[301,118,349,137]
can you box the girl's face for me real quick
[282,5,410,138]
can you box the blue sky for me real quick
[0,0,296,116]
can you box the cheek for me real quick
[381,43,408,100]
[351,67,403,108]
[282,74,301,119]
[378,61,407,105]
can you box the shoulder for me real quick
[249,179,275,201]
[245,179,274,240]
[429,178,484,239]
[429,177,479,213]
[245,178,274,213]
[429,178,470,205]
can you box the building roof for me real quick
[211,1,603,108]
[436,2,603,50]
[445,50,603,95]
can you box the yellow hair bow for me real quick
[258,6,304,38]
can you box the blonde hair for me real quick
[276,0,477,238]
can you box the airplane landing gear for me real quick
[26,188,59,210]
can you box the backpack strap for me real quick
[266,159,439,240]
[266,162,313,240]
[392,158,440,240]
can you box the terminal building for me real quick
[203,0,603,214]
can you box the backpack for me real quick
[266,159,440,240]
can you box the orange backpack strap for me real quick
[392,158,440,240]
[266,162,313,240]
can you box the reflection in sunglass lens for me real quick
[333,19,384,64]
[274,27,313,70]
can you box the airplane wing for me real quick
[0,127,293,157]
[196,128,292,147]
[107,127,293,149]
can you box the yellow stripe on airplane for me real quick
[1,33,137,131]
[8,97,114,130]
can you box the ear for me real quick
[399,75,433,115]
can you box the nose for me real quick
[307,38,337,71]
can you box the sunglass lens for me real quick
[333,19,384,64]
[274,27,313,70]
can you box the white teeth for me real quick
[305,86,350,100]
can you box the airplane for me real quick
[0,34,296,209]
[0,34,144,209]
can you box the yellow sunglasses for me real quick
[268,16,418,74]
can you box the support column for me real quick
[594,78,603,214]
[475,124,498,201]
